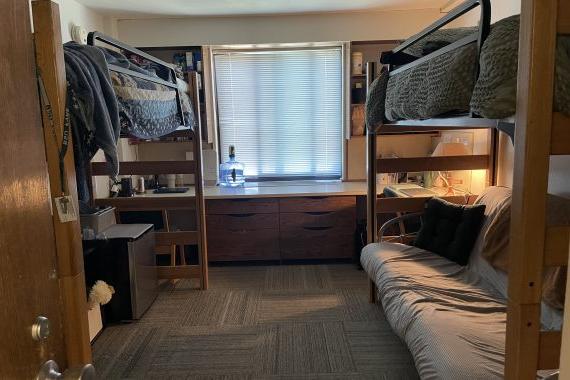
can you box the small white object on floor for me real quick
[88,280,115,310]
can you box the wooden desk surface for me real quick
[94,181,370,203]
[93,181,465,205]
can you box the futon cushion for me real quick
[474,187,570,310]
[361,242,507,379]
[414,197,486,265]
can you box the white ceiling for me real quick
[77,0,449,18]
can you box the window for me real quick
[212,44,345,180]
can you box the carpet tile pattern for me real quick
[93,264,418,379]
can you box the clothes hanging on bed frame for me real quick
[63,42,120,210]
[63,40,197,210]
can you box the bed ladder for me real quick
[504,0,570,378]
[90,72,209,290]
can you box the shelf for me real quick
[93,196,197,211]
[375,195,478,213]
[376,154,490,173]
[156,231,198,246]
[91,160,196,176]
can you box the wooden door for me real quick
[0,0,67,378]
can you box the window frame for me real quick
[206,42,350,182]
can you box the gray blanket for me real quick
[471,15,570,118]
[111,71,196,139]
[366,15,570,126]
[98,47,196,139]
[63,42,120,206]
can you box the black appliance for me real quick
[84,224,157,323]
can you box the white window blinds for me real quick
[213,46,344,180]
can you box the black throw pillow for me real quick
[413,198,486,266]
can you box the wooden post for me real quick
[504,0,558,378]
[365,62,378,303]
[191,72,209,290]
[32,0,92,366]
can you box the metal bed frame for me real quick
[371,0,516,141]
[86,31,209,289]
[365,0,570,377]
[87,31,187,131]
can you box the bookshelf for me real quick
[349,40,399,138]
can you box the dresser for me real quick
[206,195,356,262]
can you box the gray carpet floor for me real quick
[93,264,419,379]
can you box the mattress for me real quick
[367,15,570,126]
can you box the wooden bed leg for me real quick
[368,278,377,303]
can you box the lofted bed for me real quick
[364,0,570,379]
[31,0,209,366]
[85,32,209,289]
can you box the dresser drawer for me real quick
[206,213,279,261]
[279,196,356,213]
[207,228,280,261]
[206,198,278,214]
[207,213,278,231]
[279,210,355,229]
[279,225,354,260]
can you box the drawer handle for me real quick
[305,211,332,216]
[227,213,256,218]
[303,226,333,231]
[305,196,328,200]
[230,198,252,203]
[228,229,248,233]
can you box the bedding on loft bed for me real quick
[366,15,570,127]
[109,71,196,139]
[63,41,196,209]
[99,48,197,139]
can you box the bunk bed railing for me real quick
[87,31,186,127]
[370,0,516,141]
[382,0,490,75]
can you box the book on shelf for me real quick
[172,53,187,72]
[185,52,194,71]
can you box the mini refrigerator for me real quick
[86,224,158,323]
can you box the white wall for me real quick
[55,0,108,42]
[489,0,520,21]
[116,9,442,46]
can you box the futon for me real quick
[361,187,565,379]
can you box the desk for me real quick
[93,181,472,263]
